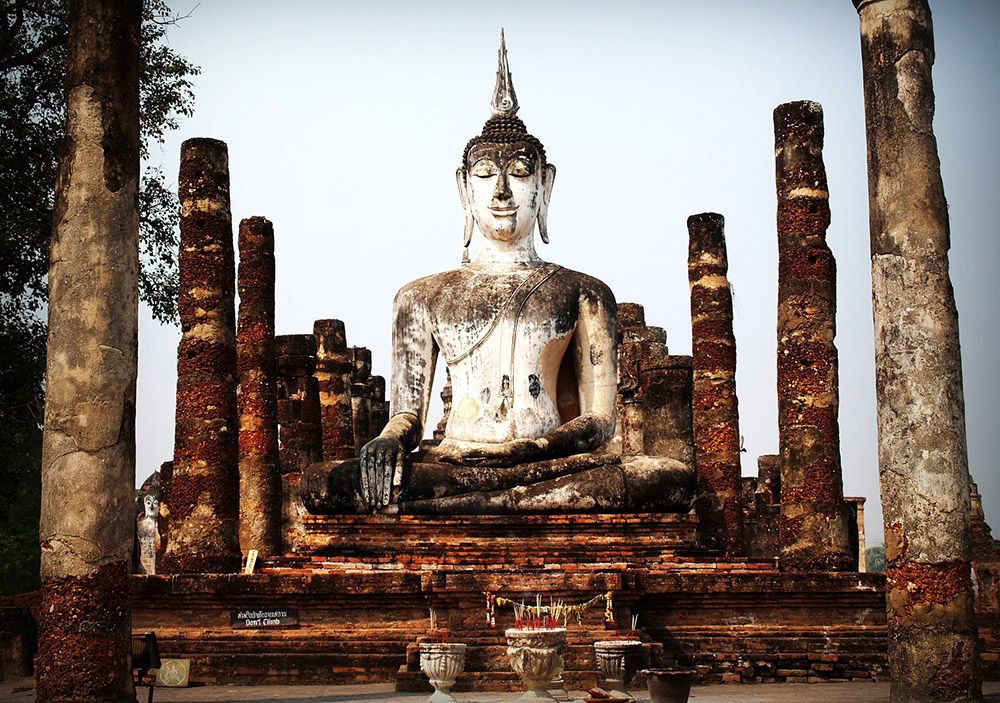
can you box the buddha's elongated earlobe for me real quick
[456,166,474,262]
[537,163,556,244]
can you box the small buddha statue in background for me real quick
[303,33,693,515]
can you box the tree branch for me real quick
[149,2,198,27]
[0,30,65,71]
[3,2,26,41]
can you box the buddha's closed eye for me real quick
[471,160,498,177]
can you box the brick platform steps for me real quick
[151,630,413,685]
[647,625,888,683]
[298,512,701,565]
[130,566,888,688]
[260,554,780,575]
[128,511,890,689]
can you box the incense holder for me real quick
[505,627,567,701]
[419,642,467,703]
[593,640,643,701]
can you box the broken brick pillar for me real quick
[854,1,981,698]
[276,334,322,551]
[638,354,694,467]
[160,138,241,574]
[773,101,851,571]
[314,320,355,461]
[756,454,781,507]
[969,480,1000,680]
[750,455,782,559]
[615,303,648,456]
[369,375,390,439]
[615,302,694,467]
[236,216,281,557]
[350,346,373,454]
[845,497,867,572]
[687,212,744,555]
[36,1,141,699]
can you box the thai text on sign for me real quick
[231,608,298,629]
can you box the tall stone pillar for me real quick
[236,217,281,557]
[687,212,744,555]
[773,101,852,572]
[160,138,241,574]
[854,1,981,699]
[276,335,322,551]
[314,319,355,461]
[36,2,141,699]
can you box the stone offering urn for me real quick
[593,640,642,700]
[505,627,567,701]
[418,642,467,703]
[641,669,695,703]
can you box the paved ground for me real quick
[6,679,1000,703]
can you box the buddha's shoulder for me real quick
[394,268,462,295]
[392,268,468,309]
[553,266,617,304]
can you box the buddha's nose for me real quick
[493,171,512,201]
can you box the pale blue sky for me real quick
[138,1,1000,545]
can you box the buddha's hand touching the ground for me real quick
[358,437,405,511]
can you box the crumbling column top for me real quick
[686,212,724,227]
[180,137,229,169]
[852,0,893,13]
[773,100,824,144]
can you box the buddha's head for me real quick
[457,32,556,259]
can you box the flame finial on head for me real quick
[491,29,518,117]
[464,30,544,166]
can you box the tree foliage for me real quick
[865,544,886,573]
[0,0,198,594]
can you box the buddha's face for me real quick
[143,494,157,518]
[465,141,547,244]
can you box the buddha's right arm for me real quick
[387,283,439,449]
[377,412,423,453]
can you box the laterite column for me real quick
[236,216,281,557]
[160,138,241,573]
[774,101,851,571]
[687,212,743,554]
[314,319,355,460]
[855,1,981,699]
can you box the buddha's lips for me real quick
[490,207,517,216]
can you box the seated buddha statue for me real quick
[302,34,693,515]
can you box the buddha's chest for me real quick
[428,269,580,440]
[427,268,578,366]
